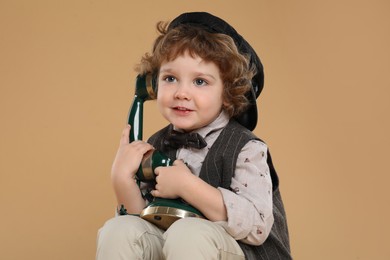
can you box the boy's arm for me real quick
[175,161,227,221]
[111,125,154,214]
[219,140,274,245]
[111,175,145,214]
[153,160,227,221]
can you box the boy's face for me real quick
[157,52,225,132]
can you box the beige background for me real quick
[1,0,389,259]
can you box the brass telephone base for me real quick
[140,205,204,230]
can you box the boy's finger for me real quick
[151,189,161,198]
[119,125,131,145]
[154,166,160,176]
[173,159,185,166]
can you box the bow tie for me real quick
[163,130,207,149]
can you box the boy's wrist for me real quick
[111,170,136,183]
[112,174,139,193]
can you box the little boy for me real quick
[97,12,291,260]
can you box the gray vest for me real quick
[148,120,292,259]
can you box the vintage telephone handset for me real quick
[127,74,204,230]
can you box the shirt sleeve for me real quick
[217,139,274,245]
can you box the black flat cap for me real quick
[168,12,264,131]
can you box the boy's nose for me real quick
[174,83,190,100]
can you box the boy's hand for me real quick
[111,125,154,182]
[152,160,194,199]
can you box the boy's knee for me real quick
[101,215,138,231]
[164,218,215,242]
[163,218,243,259]
[98,215,152,241]
[97,216,165,260]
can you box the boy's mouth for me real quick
[173,106,193,112]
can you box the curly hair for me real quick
[135,22,256,118]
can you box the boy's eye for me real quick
[163,76,176,83]
[194,78,207,86]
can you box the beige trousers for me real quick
[96,215,245,260]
